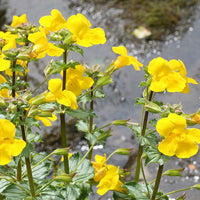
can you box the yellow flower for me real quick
[0,74,8,98]
[0,31,18,51]
[148,57,198,93]
[157,113,200,158]
[65,65,94,96]
[0,119,26,165]
[35,114,57,127]
[45,78,78,110]
[39,9,67,33]
[66,13,106,47]
[28,27,64,58]
[0,54,11,71]
[11,14,27,27]
[112,46,143,70]
[91,154,107,182]
[97,165,124,195]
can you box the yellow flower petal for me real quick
[0,119,15,139]
[48,78,62,95]
[175,137,199,158]
[0,56,11,71]
[158,136,177,156]
[47,43,64,57]
[11,14,27,27]
[112,46,128,56]
[10,139,26,156]
[156,117,174,137]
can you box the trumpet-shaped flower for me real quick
[0,74,8,98]
[157,113,200,158]
[11,14,27,27]
[45,78,78,110]
[92,154,107,182]
[65,65,94,96]
[39,9,67,33]
[148,57,198,93]
[0,119,26,165]
[0,31,18,51]
[97,165,124,195]
[66,13,106,47]
[35,114,57,127]
[112,46,143,70]
[28,27,64,58]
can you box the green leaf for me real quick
[64,184,80,200]
[135,97,146,106]
[135,132,158,146]
[145,146,170,166]
[76,120,89,132]
[21,143,34,158]
[113,191,132,200]
[0,179,11,193]
[69,45,84,56]
[123,181,152,200]
[66,108,97,120]
[69,152,94,183]
[2,182,30,200]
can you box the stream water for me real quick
[1,0,200,199]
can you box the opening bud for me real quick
[53,148,70,156]
[54,173,75,182]
[163,168,184,177]
[115,148,133,156]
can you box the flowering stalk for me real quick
[135,90,154,182]
[60,50,69,174]
[11,59,35,196]
[88,86,94,160]
[151,164,164,200]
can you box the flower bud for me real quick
[163,168,184,177]
[96,74,113,87]
[145,101,161,113]
[32,91,48,105]
[193,184,200,190]
[111,119,130,126]
[115,148,133,156]
[54,173,75,182]
[64,32,72,45]
[53,148,70,156]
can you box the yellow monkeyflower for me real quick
[28,27,64,58]
[39,9,67,33]
[0,54,11,71]
[45,78,78,110]
[65,65,94,96]
[148,57,198,93]
[157,113,200,158]
[0,31,18,51]
[112,46,143,70]
[66,13,106,47]
[0,74,8,98]
[11,14,27,27]
[0,119,26,165]
[91,154,107,182]
[35,114,57,127]
[97,165,124,195]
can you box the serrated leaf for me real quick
[69,45,84,56]
[76,120,88,132]
[135,97,146,105]
[66,108,97,120]
[145,146,170,166]
[123,181,152,200]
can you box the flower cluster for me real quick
[91,154,124,195]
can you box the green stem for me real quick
[12,60,16,98]
[60,50,69,174]
[20,123,35,197]
[16,159,22,181]
[35,179,55,195]
[141,159,151,198]
[72,142,96,172]
[135,90,153,182]
[156,186,193,200]
[151,164,164,200]
[106,150,118,162]
[88,87,94,161]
